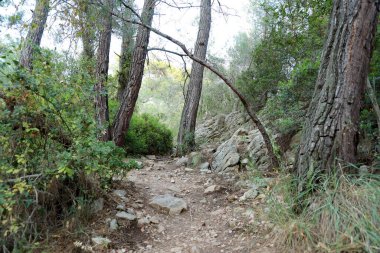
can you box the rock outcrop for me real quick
[195,112,273,172]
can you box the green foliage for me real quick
[135,61,185,137]
[0,43,131,250]
[268,171,380,252]
[223,0,331,121]
[261,58,320,135]
[125,113,173,155]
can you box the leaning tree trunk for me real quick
[177,0,211,154]
[117,0,136,101]
[94,0,113,141]
[19,0,49,70]
[294,0,378,192]
[112,0,156,147]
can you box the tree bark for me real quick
[118,0,136,101]
[177,0,211,154]
[94,0,113,141]
[294,0,378,191]
[112,0,156,146]
[78,0,96,63]
[367,78,380,139]
[19,0,49,70]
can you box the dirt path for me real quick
[59,157,278,253]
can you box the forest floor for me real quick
[50,157,280,253]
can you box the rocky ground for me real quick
[49,112,289,252]
[51,155,280,253]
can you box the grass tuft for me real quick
[268,171,380,252]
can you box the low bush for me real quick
[0,44,136,251]
[124,113,173,155]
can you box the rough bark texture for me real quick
[112,0,155,146]
[94,0,113,141]
[177,0,211,153]
[367,78,380,138]
[117,1,136,100]
[79,0,96,62]
[19,0,49,70]
[294,0,378,190]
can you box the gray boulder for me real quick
[116,211,137,221]
[175,156,188,167]
[149,194,187,215]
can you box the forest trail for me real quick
[70,156,279,253]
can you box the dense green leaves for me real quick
[125,113,173,155]
[0,43,132,249]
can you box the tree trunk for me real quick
[177,0,211,154]
[367,78,380,139]
[78,1,96,62]
[94,0,113,141]
[112,0,156,147]
[118,1,136,101]
[19,0,49,70]
[294,0,378,191]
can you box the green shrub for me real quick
[0,44,133,251]
[125,113,173,155]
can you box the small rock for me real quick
[116,203,126,210]
[149,216,160,224]
[109,219,118,231]
[200,198,207,204]
[359,165,369,174]
[211,209,224,216]
[116,211,137,221]
[204,185,221,194]
[190,245,203,253]
[170,247,183,253]
[137,217,150,227]
[171,179,175,183]
[198,162,210,171]
[146,155,156,160]
[149,194,187,215]
[175,156,188,167]
[239,189,258,201]
[92,236,111,246]
[127,208,136,214]
[91,198,104,213]
[184,168,194,172]
[241,158,249,165]
[157,224,165,233]
[113,190,127,198]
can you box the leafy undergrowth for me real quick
[268,171,380,253]
[125,113,173,155]
[0,45,139,251]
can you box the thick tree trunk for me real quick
[94,0,113,141]
[294,0,378,191]
[19,0,49,70]
[112,0,156,147]
[118,1,136,100]
[367,78,380,138]
[177,0,211,154]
